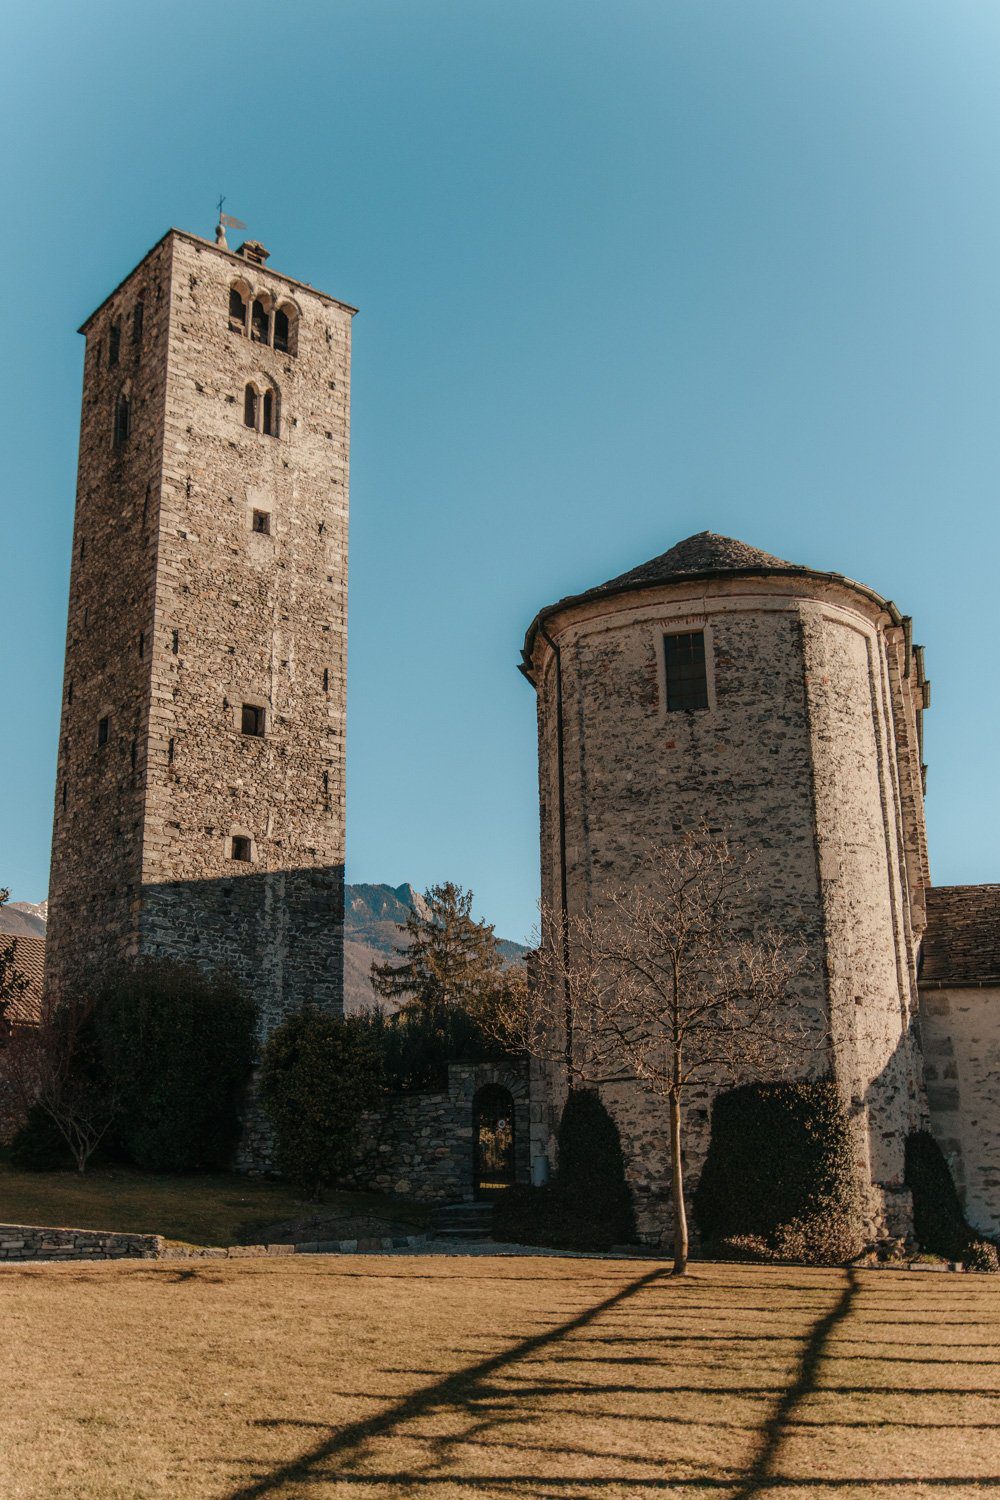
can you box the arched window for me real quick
[251,299,269,344]
[114,393,131,448]
[274,304,298,355]
[229,285,247,329]
[262,389,275,436]
[132,301,144,343]
[244,384,259,429]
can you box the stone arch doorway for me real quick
[474,1083,515,1199]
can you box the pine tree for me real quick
[370,882,503,1017]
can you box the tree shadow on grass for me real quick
[226,1264,1000,1497]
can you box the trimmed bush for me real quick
[557,1088,636,1243]
[693,1080,867,1266]
[493,1089,635,1251]
[905,1130,998,1272]
[96,959,258,1172]
[9,1103,72,1171]
[260,1009,383,1198]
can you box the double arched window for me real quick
[243,382,279,437]
[227,282,299,355]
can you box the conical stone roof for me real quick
[520,531,892,676]
[589,532,797,596]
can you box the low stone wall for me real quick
[0,1224,163,1262]
[343,1060,531,1202]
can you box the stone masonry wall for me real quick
[343,1062,530,1203]
[45,239,174,995]
[46,229,353,1031]
[920,985,1000,1238]
[0,1224,162,1262]
[528,576,927,1243]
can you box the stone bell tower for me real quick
[45,226,355,1032]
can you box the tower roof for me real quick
[520,530,898,678]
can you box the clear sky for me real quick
[2,0,1000,944]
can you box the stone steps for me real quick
[430,1201,495,1240]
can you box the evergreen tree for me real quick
[370,882,504,1017]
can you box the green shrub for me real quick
[96,959,258,1172]
[260,1009,383,1197]
[693,1080,867,1266]
[905,1130,999,1272]
[9,1104,72,1171]
[492,1090,636,1251]
[557,1088,636,1243]
[359,1004,503,1094]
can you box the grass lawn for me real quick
[0,1257,997,1499]
[0,1159,430,1246]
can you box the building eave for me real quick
[78,227,358,335]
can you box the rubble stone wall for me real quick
[0,1224,162,1262]
[46,229,353,1031]
[344,1061,531,1203]
[528,576,928,1243]
[920,985,1000,1238]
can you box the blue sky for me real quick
[2,0,1000,943]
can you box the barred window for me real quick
[664,631,709,712]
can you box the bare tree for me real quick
[2,991,120,1173]
[493,827,810,1274]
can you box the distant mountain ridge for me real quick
[0,888,526,1013]
[343,882,527,1013]
[0,901,48,937]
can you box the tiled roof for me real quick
[920,886,1000,987]
[0,934,44,1028]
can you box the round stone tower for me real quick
[520,532,930,1241]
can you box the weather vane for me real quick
[215,196,246,249]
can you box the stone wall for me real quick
[920,985,1000,1238]
[343,1061,531,1203]
[526,572,929,1243]
[46,228,354,1032]
[0,1224,162,1262]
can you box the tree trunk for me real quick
[669,1090,688,1275]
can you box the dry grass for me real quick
[1,1256,998,1498]
[0,1161,430,1245]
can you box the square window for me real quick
[231,835,252,862]
[664,631,709,712]
[241,703,266,737]
[97,715,110,747]
[252,509,271,535]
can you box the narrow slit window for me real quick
[168,737,175,765]
[132,301,144,342]
[664,631,709,712]
[109,321,121,367]
[244,385,258,429]
[231,835,252,862]
[262,389,275,436]
[138,631,145,658]
[241,703,266,737]
[114,393,131,448]
[171,629,180,654]
[252,509,270,535]
[97,715,110,748]
[130,739,137,770]
[273,307,290,353]
[323,667,329,692]
[61,780,68,810]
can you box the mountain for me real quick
[0,900,48,937]
[0,888,526,1012]
[343,882,528,1013]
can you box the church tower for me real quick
[45,227,354,1031]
